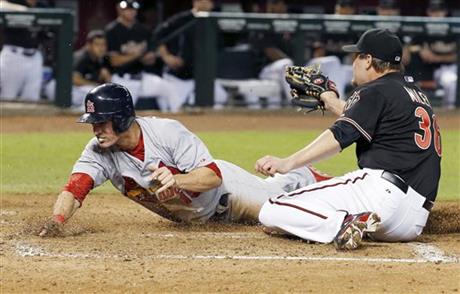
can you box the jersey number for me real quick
[414,107,442,156]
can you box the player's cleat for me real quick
[333,212,381,250]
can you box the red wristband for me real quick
[53,214,65,224]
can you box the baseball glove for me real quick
[285,64,339,113]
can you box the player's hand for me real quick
[163,54,184,70]
[149,166,177,194]
[419,48,439,63]
[99,68,112,83]
[38,217,64,237]
[255,155,291,177]
[141,51,156,65]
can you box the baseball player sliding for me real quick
[39,83,328,236]
[256,29,441,250]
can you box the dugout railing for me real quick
[0,8,74,107]
[193,12,460,108]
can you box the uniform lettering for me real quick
[404,86,432,108]
[344,91,361,111]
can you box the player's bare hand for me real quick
[38,218,63,237]
[99,68,112,83]
[419,48,439,63]
[163,54,184,70]
[150,166,177,193]
[141,51,156,65]
[255,156,291,176]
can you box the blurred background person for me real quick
[406,0,457,109]
[334,0,356,15]
[106,0,181,112]
[0,0,46,102]
[45,30,112,109]
[247,0,293,109]
[155,0,228,109]
[376,0,400,16]
[307,0,357,99]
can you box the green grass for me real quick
[1,130,458,201]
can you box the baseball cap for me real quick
[342,28,402,64]
[428,0,446,11]
[336,0,356,8]
[378,0,399,9]
[119,0,140,10]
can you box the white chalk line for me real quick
[409,242,459,263]
[141,232,265,239]
[14,241,459,264]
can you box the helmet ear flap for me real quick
[112,115,135,134]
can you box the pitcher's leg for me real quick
[259,197,347,243]
[258,170,375,243]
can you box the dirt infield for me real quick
[1,110,459,292]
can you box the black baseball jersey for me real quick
[406,35,456,81]
[154,10,195,79]
[3,27,41,49]
[330,72,441,201]
[73,50,111,83]
[105,20,152,75]
[250,31,293,68]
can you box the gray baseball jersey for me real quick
[72,117,219,222]
[71,116,317,223]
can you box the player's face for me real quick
[351,53,372,86]
[335,5,355,15]
[193,0,214,12]
[92,121,119,148]
[377,7,400,16]
[118,8,138,22]
[88,38,107,59]
[427,9,447,17]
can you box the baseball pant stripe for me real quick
[277,173,369,199]
[268,199,328,219]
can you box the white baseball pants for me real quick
[0,45,43,101]
[257,57,293,109]
[259,168,430,243]
[214,160,317,223]
[163,73,229,109]
[434,64,457,109]
[112,73,181,112]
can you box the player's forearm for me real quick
[286,130,341,170]
[52,191,81,222]
[321,92,346,116]
[73,72,98,87]
[264,47,288,62]
[174,167,222,192]
[436,53,457,63]
[109,52,140,67]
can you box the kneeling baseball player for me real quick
[256,29,441,250]
[39,83,329,237]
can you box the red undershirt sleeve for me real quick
[204,162,222,179]
[63,172,94,204]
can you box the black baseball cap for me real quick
[342,28,402,64]
[119,0,140,10]
[336,0,356,8]
[428,0,446,11]
[378,0,399,9]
